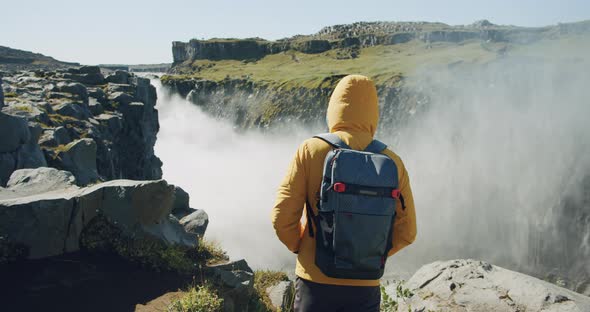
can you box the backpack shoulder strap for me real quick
[364,139,388,154]
[313,133,351,149]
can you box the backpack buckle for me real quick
[391,189,401,199]
[333,183,347,193]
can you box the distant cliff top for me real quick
[171,19,590,65]
[0,46,79,71]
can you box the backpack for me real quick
[305,133,404,280]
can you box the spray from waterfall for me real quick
[153,79,314,270]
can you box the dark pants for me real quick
[293,277,381,312]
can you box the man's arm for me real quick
[271,143,309,253]
[388,156,417,256]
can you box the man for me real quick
[271,74,417,311]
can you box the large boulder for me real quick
[392,259,590,312]
[107,92,137,108]
[105,71,131,84]
[0,112,30,153]
[87,87,107,104]
[53,82,88,104]
[171,185,195,219]
[3,167,77,198]
[0,154,16,187]
[2,102,50,124]
[88,97,104,116]
[0,113,47,185]
[62,67,105,85]
[38,126,71,147]
[179,209,209,237]
[0,168,193,260]
[52,102,91,120]
[208,259,255,312]
[52,138,99,185]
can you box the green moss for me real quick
[4,92,18,98]
[168,284,224,312]
[250,270,291,312]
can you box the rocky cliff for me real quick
[0,66,162,186]
[0,66,257,312]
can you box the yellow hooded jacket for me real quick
[271,75,417,286]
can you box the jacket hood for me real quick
[327,74,379,136]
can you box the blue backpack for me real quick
[306,133,404,280]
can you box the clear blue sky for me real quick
[1,0,588,65]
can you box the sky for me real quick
[1,0,588,65]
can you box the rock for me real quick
[1,68,162,184]
[2,102,50,124]
[52,138,99,185]
[87,87,107,104]
[88,97,104,115]
[208,259,255,312]
[266,281,294,312]
[54,82,88,104]
[77,66,101,75]
[39,126,72,147]
[0,167,77,199]
[0,154,16,187]
[0,115,47,185]
[107,83,135,94]
[179,209,209,237]
[62,71,105,85]
[105,71,131,84]
[0,112,30,153]
[52,102,91,120]
[95,113,123,134]
[0,112,31,185]
[16,138,47,170]
[172,185,190,212]
[293,40,332,54]
[0,171,190,260]
[108,91,137,107]
[392,259,590,312]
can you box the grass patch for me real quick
[48,113,79,124]
[190,238,228,265]
[163,40,499,89]
[53,142,74,153]
[168,284,223,312]
[250,270,291,312]
[13,105,33,112]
